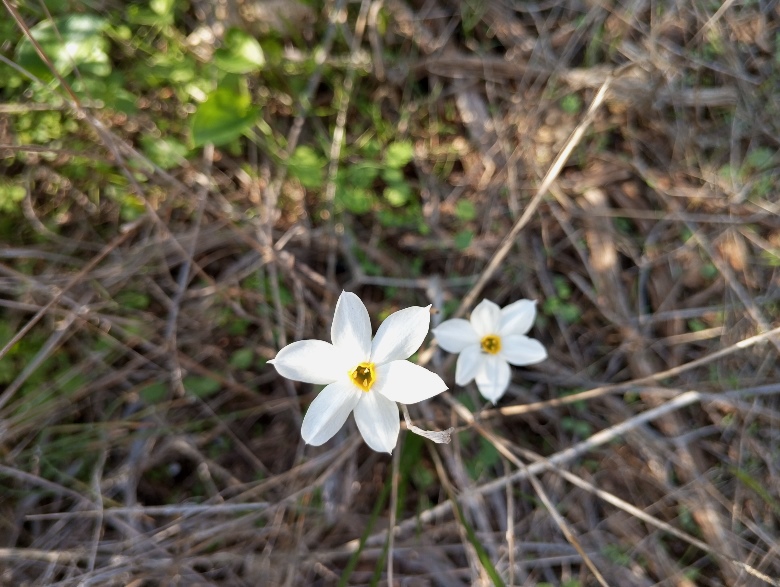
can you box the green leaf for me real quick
[0,180,26,213]
[115,290,150,310]
[382,182,411,207]
[140,382,168,403]
[184,375,222,398]
[341,162,380,189]
[744,147,774,172]
[15,14,110,80]
[381,168,405,188]
[73,72,138,114]
[383,141,414,168]
[227,318,251,336]
[288,145,325,189]
[454,229,473,250]
[338,186,373,214]
[454,200,476,221]
[229,348,255,370]
[150,0,175,18]
[560,93,583,114]
[140,136,188,169]
[450,495,506,586]
[191,78,259,147]
[214,28,265,74]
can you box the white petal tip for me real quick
[267,359,276,365]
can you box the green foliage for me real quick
[115,193,146,221]
[455,199,476,222]
[127,0,176,26]
[450,496,506,586]
[289,145,326,189]
[132,46,200,98]
[229,348,255,370]
[191,76,259,147]
[677,504,700,536]
[459,0,488,33]
[731,466,780,516]
[115,290,151,310]
[336,162,379,213]
[72,72,139,114]
[718,147,778,200]
[184,375,222,398]
[15,14,110,81]
[454,229,474,250]
[542,276,581,323]
[380,142,415,208]
[140,135,189,169]
[687,318,707,332]
[353,247,382,276]
[214,28,265,74]
[699,262,718,280]
[140,381,168,403]
[465,436,500,481]
[560,93,583,114]
[0,180,26,213]
[14,110,76,145]
[383,141,414,168]
[214,306,250,336]
[744,147,775,172]
[561,416,592,438]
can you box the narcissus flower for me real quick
[269,291,447,453]
[432,299,547,403]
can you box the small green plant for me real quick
[542,276,581,323]
[602,543,632,566]
[191,76,260,147]
[454,229,474,250]
[465,436,500,481]
[560,93,583,115]
[0,180,26,213]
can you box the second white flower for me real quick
[432,298,547,403]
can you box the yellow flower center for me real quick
[349,362,376,392]
[480,334,502,355]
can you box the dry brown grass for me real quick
[1,0,779,585]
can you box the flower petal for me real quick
[371,305,431,364]
[475,355,511,403]
[374,360,447,404]
[500,335,548,366]
[269,340,348,384]
[455,344,482,386]
[301,380,362,446]
[470,299,501,337]
[331,291,372,364]
[353,390,400,453]
[432,319,478,353]
[499,299,537,336]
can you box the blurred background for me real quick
[0,0,779,585]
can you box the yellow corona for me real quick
[480,334,501,355]
[349,362,376,391]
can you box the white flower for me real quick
[431,299,547,403]
[269,291,447,453]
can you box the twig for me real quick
[486,324,780,418]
